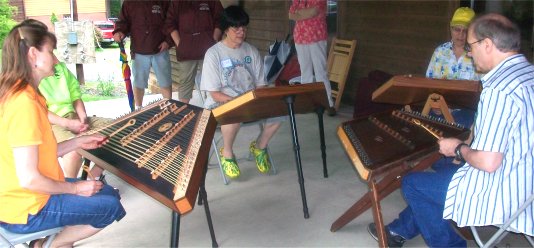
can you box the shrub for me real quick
[50,13,58,23]
[0,0,16,45]
[110,0,121,18]
[93,25,103,48]
[97,80,115,96]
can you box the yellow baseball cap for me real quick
[450,7,475,27]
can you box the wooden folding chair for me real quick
[327,38,357,111]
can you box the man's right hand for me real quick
[113,32,125,43]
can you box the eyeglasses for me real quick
[229,26,247,32]
[466,38,484,52]
[451,26,467,34]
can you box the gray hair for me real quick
[469,13,520,52]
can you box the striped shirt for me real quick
[443,54,534,236]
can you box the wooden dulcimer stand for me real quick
[331,75,480,247]
[372,75,481,123]
[331,110,470,247]
[421,93,454,123]
[79,99,218,247]
[212,82,330,219]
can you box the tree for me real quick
[109,0,121,18]
[0,0,16,46]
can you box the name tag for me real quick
[221,59,232,68]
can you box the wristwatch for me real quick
[454,143,468,162]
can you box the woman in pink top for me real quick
[289,0,333,110]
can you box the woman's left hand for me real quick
[76,134,108,150]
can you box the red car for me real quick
[94,21,115,45]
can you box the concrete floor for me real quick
[77,92,529,247]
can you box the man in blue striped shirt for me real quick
[441,13,533,241]
[368,13,534,247]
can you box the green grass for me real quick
[95,40,128,51]
[95,42,119,52]
[81,94,122,102]
[81,81,125,102]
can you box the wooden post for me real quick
[71,0,85,85]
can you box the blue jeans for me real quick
[388,158,466,247]
[0,178,126,234]
[430,108,475,128]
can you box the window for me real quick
[327,0,337,34]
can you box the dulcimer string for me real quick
[90,107,199,185]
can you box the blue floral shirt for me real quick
[426,41,481,80]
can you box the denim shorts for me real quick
[0,179,126,234]
[132,50,172,89]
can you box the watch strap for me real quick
[454,143,468,162]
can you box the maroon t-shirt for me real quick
[114,0,172,55]
[163,0,223,61]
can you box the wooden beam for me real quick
[71,0,85,84]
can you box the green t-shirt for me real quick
[38,62,81,117]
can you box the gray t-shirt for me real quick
[200,41,266,109]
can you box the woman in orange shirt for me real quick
[0,21,125,248]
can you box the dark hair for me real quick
[0,20,56,104]
[220,5,249,32]
[469,13,520,52]
[20,19,49,30]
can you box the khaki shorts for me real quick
[174,60,202,100]
[52,112,112,142]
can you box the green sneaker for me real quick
[220,148,240,178]
[249,141,271,174]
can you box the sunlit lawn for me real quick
[81,94,121,102]
[81,81,125,102]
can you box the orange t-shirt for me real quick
[0,85,65,224]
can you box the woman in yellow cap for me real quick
[425,7,480,128]
[426,7,481,81]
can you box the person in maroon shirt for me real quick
[113,0,173,109]
[163,0,223,103]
